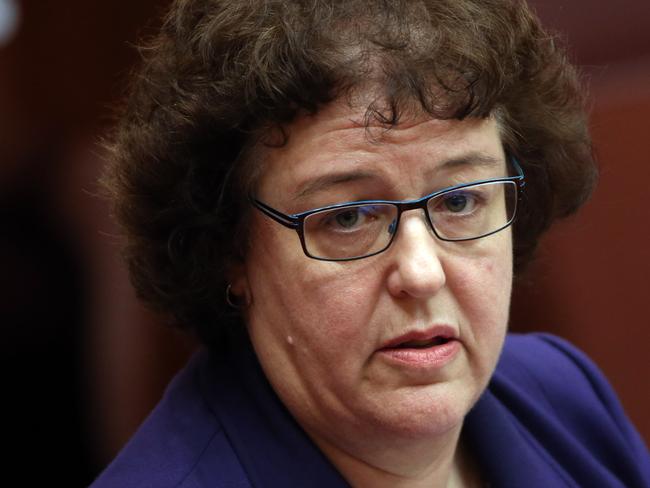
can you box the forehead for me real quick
[254,98,504,203]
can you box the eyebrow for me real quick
[435,153,503,171]
[294,170,377,200]
[293,152,504,201]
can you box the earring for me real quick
[225,284,241,309]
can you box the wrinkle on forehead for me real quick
[251,96,505,203]
[284,104,497,156]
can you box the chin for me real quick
[364,382,476,440]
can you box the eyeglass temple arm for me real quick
[250,197,299,229]
[510,156,526,187]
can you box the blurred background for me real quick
[0,0,648,485]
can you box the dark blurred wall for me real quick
[511,69,650,450]
[512,0,650,448]
[0,1,185,485]
[1,1,648,485]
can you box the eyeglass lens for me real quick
[302,180,517,260]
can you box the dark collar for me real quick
[464,385,573,487]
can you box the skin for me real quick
[231,97,513,487]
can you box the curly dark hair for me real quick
[103,0,596,349]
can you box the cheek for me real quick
[245,222,382,355]
[289,266,383,352]
[448,238,513,338]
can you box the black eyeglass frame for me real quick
[250,156,526,262]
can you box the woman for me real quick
[91,0,650,486]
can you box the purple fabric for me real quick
[90,331,650,487]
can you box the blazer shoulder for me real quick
[89,351,251,488]
[500,333,625,414]
[497,333,650,482]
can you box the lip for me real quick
[380,325,459,349]
[377,325,461,369]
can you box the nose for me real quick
[385,210,447,299]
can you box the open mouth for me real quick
[393,336,452,349]
[378,327,460,366]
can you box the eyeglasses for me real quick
[250,157,525,261]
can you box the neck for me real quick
[312,423,480,488]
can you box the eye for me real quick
[334,209,361,228]
[443,193,475,213]
[315,205,389,233]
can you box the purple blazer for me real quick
[90,331,650,487]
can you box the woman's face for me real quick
[233,99,513,459]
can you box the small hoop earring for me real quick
[225,284,241,309]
